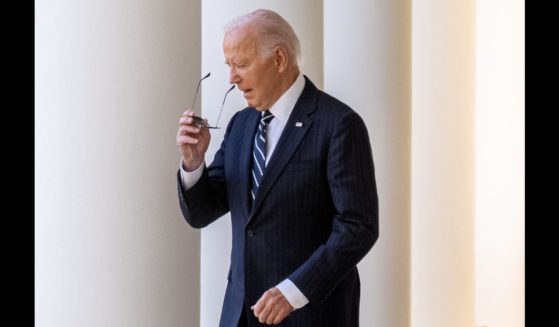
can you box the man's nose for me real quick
[229,68,241,84]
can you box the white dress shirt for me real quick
[179,73,309,309]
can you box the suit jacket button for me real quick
[247,230,254,238]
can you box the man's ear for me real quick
[274,46,289,73]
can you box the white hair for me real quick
[224,9,301,66]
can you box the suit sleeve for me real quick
[288,110,379,304]
[176,111,240,229]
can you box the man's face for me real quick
[223,27,282,111]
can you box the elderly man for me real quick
[176,9,378,327]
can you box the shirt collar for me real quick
[267,73,305,125]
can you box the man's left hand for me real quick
[251,287,294,325]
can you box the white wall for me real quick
[35,1,201,326]
[475,0,525,326]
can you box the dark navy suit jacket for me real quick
[177,77,378,327]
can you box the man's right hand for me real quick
[177,110,211,171]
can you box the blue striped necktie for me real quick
[251,110,275,202]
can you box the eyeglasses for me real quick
[190,72,235,129]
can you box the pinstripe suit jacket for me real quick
[177,76,378,327]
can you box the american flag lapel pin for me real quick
[295,122,303,127]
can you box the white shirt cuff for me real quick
[276,279,309,310]
[179,160,205,190]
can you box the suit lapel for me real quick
[240,110,260,219]
[248,77,318,221]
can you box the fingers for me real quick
[179,116,198,128]
[252,295,266,320]
[177,111,210,171]
[265,303,282,325]
[254,301,289,325]
[182,110,195,117]
[252,288,293,325]
[176,125,201,145]
[256,297,273,324]
[272,307,291,325]
[180,110,199,126]
[180,110,209,130]
[177,111,205,143]
[177,112,210,146]
[178,124,201,135]
[176,134,200,146]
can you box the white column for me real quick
[324,1,411,326]
[411,0,476,326]
[35,1,201,326]
[475,0,525,326]
[200,2,323,326]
